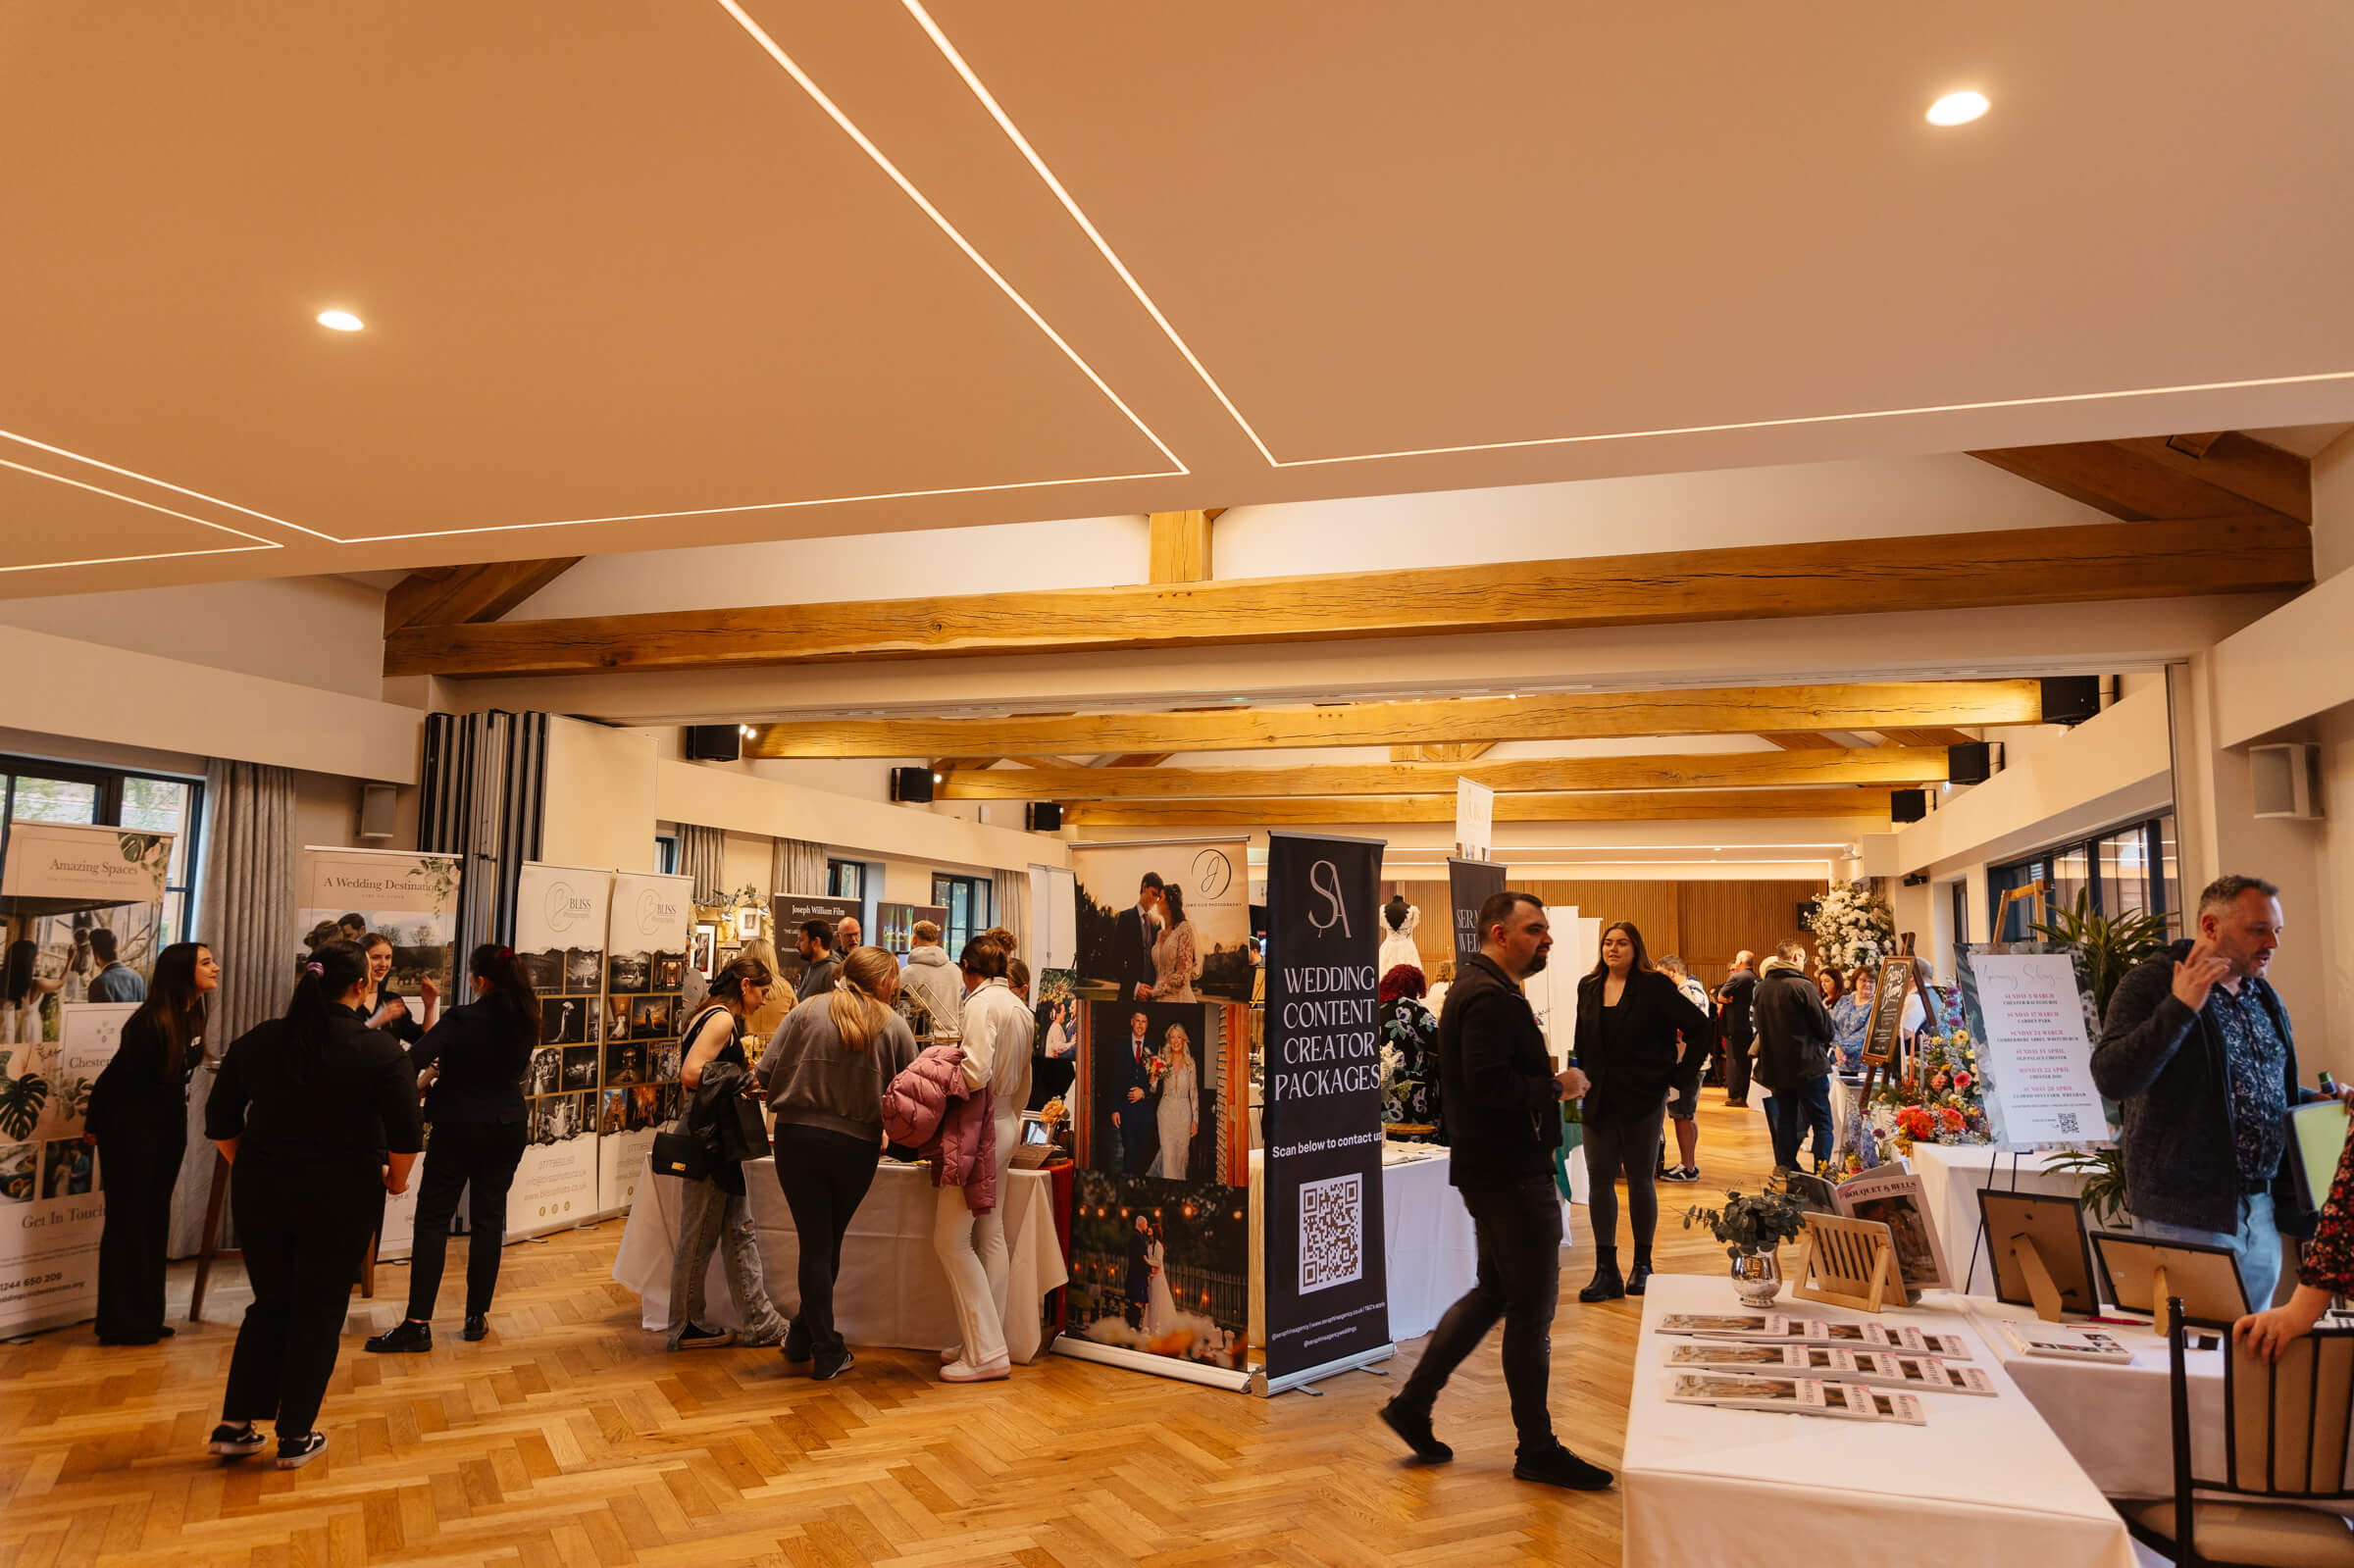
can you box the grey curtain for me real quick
[681,824,726,903]
[773,836,826,896]
[993,868,1030,960]
[174,759,298,1257]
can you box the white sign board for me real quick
[1966,949,2113,1149]
[1455,778,1495,861]
[1029,864,1078,971]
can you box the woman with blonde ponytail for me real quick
[756,945,919,1379]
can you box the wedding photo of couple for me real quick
[1087,1000,1216,1183]
[1068,1170,1246,1371]
[1070,843,1254,1004]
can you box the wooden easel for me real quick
[189,1151,376,1322]
[1792,1214,1906,1313]
[1990,880,2049,956]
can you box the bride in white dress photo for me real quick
[1144,1223,1178,1337]
[1154,1023,1198,1180]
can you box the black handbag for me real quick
[719,1096,770,1162]
[649,1129,708,1180]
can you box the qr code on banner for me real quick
[2055,1111,2080,1136]
[1299,1173,1362,1294]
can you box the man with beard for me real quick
[1377,891,1612,1492]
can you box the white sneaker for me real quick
[940,1345,964,1364]
[940,1356,1010,1383]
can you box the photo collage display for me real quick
[598,943,685,1139]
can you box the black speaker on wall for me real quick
[1892,788,1930,824]
[891,766,935,804]
[1947,741,1993,786]
[2040,676,2103,726]
[686,725,741,762]
[1026,801,1063,832]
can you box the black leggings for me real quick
[772,1122,881,1364]
[406,1120,529,1320]
[224,1156,380,1437]
[1583,1106,1667,1258]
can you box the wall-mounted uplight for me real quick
[1925,90,1989,127]
[315,309,365,331]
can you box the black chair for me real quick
[2124,1296,2354,1565]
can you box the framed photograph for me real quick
[691,923,718,978]
[2090,1231,2251,1329]
[734,906,762,941]
[1977,1189,2099,1316]
[1832,1168,1950,1291]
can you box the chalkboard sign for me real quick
[1862,957,1916,1067]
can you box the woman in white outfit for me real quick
[1144,1223,1177,1336]
[1154,1024,1199,1181]
[934,935,1035,1382]
[1150,885,1200,1004]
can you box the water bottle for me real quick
[2323,1071,2340,1097]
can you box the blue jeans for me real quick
[1765,1077,1834,1171]
[2131,1191,2281,1312]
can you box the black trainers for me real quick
[364,1319,432,1354]
[672,1323,735,1351]
[277,1431,329,1470]
[208,1422,268,1459]
[1661,1165,1700,1184]
[463,1314,488,1341]
[1513,1442,1614,1491]
[1377,1397,1454,1463]
[811,1350,856,1382]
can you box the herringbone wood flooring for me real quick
[0,1100,1776,1567]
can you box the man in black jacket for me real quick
[1752,940,1836,1173]
[1377,891,1612,1492]
[1110,874,1164,1003]
[1715,952,1758,1106]
[2093,874,2342,1309]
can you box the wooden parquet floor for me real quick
[0,1100,1777,1568]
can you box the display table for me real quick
[1245,1145,1484,1345]
[1621,1274,2135,1568]
[611,1156,1068,1363]
[1910,1142,2089,1295]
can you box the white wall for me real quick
[0,576,388,700]
[538,719,660,872]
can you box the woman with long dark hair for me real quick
[365,943,539,1353]
[666,952,790,1351]
[88,941,219,1344]
[1571,920,1713,1301]
[3,936,68,1047]
[204,939,422,1468]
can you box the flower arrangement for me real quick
[1683,1189,1810,1259]
[1147,1054,1169,1089]
[1869,1020,1991,1149]
[1809,881,1896,971]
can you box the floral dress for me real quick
[2301,1124,2354,1293]
[1828,994,1871,1072]
[1380,997,1444,1141]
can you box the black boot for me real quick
[1578,1250,1624,1303]
[1627,1254,1655,1296]
[364,1319,432,1354]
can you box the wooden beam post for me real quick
[1148,510,1214,583]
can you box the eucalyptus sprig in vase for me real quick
[1684,1189,1810,1307]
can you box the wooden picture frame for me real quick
[734,906,762,942]
[1793,1213,1905,1313]
[1978,1189,2099,1321]
[1861,956,1916,1067]
[2091,1232,2251,1329]
[690,922,718,979]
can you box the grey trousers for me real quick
[668,1175,790,1348]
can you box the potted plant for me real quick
[1685,1189,1811,1306]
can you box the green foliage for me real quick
[1684,1188,1810,1258]
[0,1071,50,1140]
[53,1076,93,1122]
[2032,890,2172,1019]
[2043,1147,2129,1225]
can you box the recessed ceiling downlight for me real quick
[1925,90,1989,127]
[316,309,365,331]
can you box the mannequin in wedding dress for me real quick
[1377,896,1421,979]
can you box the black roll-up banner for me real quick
[1261,831,1391,1382]
[1447,857,1508,970]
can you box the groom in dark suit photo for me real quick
[1112,873,1164,1002]
[1108,1007,1162,1177]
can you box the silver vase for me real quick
[1730,1248,1783,1307]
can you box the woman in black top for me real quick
[353,932,435,1047]
[1571,921,1713,1302]
[204,939,423,1469]
[667,953,790,1352]
[88,941,218,1344]
[365,944,537,1354]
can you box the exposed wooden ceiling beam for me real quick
[1148,510,1215,583]
[384,557,582,635]
[938,746,1948,800]
[1100,753,1174,769]
[1760,732,1847,750]
[745,680,2043,759]
[1970,433,2309,524]
[381,515,2309,679]
[1392,742,1497,763]
[1063,787,1895,828]
[1874,727,1980,747]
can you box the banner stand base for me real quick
[1254,1341,1396,1398]
[1050,1335,1254,1392]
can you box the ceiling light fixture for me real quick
[1925,90,1990,127]
[315,309,365,331]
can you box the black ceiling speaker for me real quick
[1026,801,1063,832]
[891,766,935,804]
[2039,676,2103,727]
[1892,788,1930,824]
[1947,741,1993,786]
[686,725,741,762]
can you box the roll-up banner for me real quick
[601,872,693,1214]
[1258,831,1392,1392]
[0,823,174,1336]
[1446,857,1508,972]
[297,846,460,1260]
[511,863,610,1234]
[1070,838,1254,1003]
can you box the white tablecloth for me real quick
[611,1157,1067,1363]
[1910,1142,2090,1296]
[1246,1145,1485,1345]
[1622,1274,2134,1568]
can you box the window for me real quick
[0,757,204,948]
[653,833,679,876]
[827,858,866,899]
[932,873,990,955]
[1988,813,2177,943]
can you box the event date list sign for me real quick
[1964,948,2113,1150]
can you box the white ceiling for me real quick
[4,0,2350,595]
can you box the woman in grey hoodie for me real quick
[756,945,921,1379]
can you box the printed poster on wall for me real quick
[770,893,862,992]
[601,872,693,1213]
[297,845,460,1260]
[512,863,610,1235]
[1071,838,1253,1003]
[1959,943,2117,1151]
[1259,830,1392,1391]
[0,822,174,1335]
